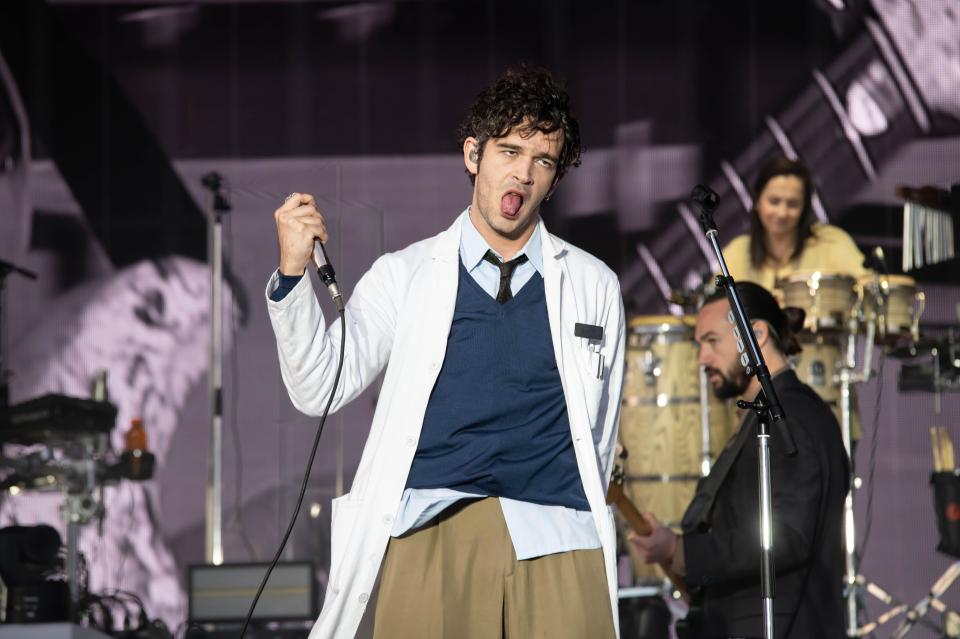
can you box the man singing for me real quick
[630,282,848,638]
[267,66,625,639]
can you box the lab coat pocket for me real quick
[570,330,603,378]
[567,341,603,422]
[328,494,362,595]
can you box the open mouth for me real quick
[500,191,524,218]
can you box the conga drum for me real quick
[777,271,858,333]
[857,273,925,345]
[618,316,735,584]
[791,334,862,440]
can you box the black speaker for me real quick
[187,562,317,625]
[931,471,960,558]
[6,581,70,623]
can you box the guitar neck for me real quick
[609,488,653,536]
[606,478,691,602]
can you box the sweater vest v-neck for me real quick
[405,259,589,510]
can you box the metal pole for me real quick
[205,184,226,566]
[840,288,876,636]
[840,326,858,636]
[758,425,775,639]
[699,366,713,476]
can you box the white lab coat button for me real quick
[383,514,393,525]
[430,360,440,370]
[359,592,369,604]
[405,437,416,447]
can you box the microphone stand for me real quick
[201,171,231,566]
[689,185,798,639]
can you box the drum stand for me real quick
[857,566,960,638]
[839,316,875,636]
[840,311,960,638]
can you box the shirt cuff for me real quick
[269,270,304,302]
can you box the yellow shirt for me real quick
[722,223,868,291]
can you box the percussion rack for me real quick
[837,274,960,637]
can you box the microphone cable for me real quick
[239,274,347,639]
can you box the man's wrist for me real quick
[278,263,306,277]
[270,269,304,302]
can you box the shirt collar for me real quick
[459,208,544,275]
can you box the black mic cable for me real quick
[239,247,347,639]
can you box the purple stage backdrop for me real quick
[0,1,958,637]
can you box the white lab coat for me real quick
[266,213,626,638]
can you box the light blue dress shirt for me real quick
[391,209,600,560]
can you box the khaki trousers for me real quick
[373,497,615,639]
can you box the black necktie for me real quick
[482,250,529,304]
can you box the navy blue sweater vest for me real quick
[405,260,589,510]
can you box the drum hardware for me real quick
[769,263,935,635]
[639,350,663,387]
[833,285,885,637]
[778,267,887,636]
[698,366,713,477]
[857,273,926,346]
[809,357,828,387]
[852,572,960,638]
[898,331,960,395]
[861,326,960,637]
[834,277,958,638]
[853,427,960,637]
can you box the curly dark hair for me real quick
[456,64,582,186]
[749,156,818,269]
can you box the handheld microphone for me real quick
[312,240,345,312]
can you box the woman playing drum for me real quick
[722,156,868,289]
